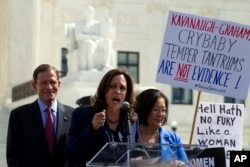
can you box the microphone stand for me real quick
[121,101,151,166]
[124,108,151,166]
[125,111,132,144]
[125,111,132,167]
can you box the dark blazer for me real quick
[66,106,138,167]
[6,100,74,167]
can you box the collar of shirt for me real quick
[38,98,58,113]
[38,98,58,128]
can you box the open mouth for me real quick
[112,97,120,104]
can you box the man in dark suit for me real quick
[6,64,74,167]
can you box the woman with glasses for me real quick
[134,88,189,166]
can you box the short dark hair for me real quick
[135,88,169,126]
[33,64,60,82]
[93,68,136,122]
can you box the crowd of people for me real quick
[6,64,189,167]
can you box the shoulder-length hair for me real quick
[135,88,169,126]
[93,68,137,123]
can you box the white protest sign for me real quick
[192,102,244,166]
[156,10,250,99]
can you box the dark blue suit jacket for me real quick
[6,100,74,167]
[65,106,138,167]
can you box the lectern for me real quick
[86,142,206,167]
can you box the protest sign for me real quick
[187,147,226,167]
[191,102,244,166]
[156,10,250,99]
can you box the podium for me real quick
[86,142,207,167]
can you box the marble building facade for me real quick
[0,1,250,166]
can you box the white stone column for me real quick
[0,0,10,106]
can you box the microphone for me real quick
[121,101,131,143]
[121,101,130,112]
[121,102,152,161]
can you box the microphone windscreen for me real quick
[121,101,130,112]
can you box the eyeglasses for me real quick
[151,107,167,113]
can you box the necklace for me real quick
[138,129,159,146]
[138,129,160,157]
[106,116,120,124]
